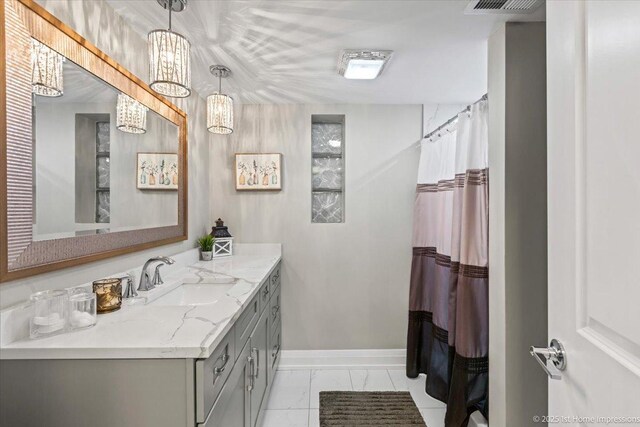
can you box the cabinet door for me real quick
[200,343,251,427]
[249,310,269,427]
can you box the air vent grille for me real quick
[474,0,507,10]
[466,0,543,14]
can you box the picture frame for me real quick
[137,152,179,190]
[235,153,282,191]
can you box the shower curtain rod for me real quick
[423,93,488,140]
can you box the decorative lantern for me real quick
[210,218,233,258]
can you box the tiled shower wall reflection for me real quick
[311,118,344,223]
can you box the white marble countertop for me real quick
[0,244,281,360]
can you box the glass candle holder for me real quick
[68,292,97,329]
[30,289,68,339]
[93,278,122,314]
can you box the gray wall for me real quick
[488,22,547,427]
[210,104,423,350]
[0,0,211,309]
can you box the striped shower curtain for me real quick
[407,100,489,427]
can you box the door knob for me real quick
[530,338,567,380]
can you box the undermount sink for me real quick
[150,283,234,306]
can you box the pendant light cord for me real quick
[168,0,173,31]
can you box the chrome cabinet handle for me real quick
[247,355,254,391]
[272,344,280,359]
[213,348,230,376]
[530,339,566,380]
[272,333,281,358]
[262,287,269,299]
[252,347,260,379]
[271,305,280,319]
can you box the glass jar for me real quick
[93,278,122,313]
[30,289,68,339]
[68,291,97,329]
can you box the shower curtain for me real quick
[407,100,488,427]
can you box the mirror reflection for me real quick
[31,40,179,241]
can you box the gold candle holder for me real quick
[92,278,122,314]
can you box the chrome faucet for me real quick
[138,256,175,292]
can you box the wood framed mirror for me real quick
[0,0,188,282]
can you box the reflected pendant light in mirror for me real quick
[31,38,65,97]
[148,0,191,98]
[117,94,149,134]
[207,65,233,134]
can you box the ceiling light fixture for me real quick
[207,65,234,135]
[337,50,393,80]
[117,93,149,134]
[31,38,65,97]
[148,0,191,98]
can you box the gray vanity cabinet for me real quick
[200,342,252,427]
[0,262,283,427]
[200,263,280,427]
[249,310,269,427]
[267,265,282,385]
[198,311,268,427]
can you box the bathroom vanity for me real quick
[0,246,282,427]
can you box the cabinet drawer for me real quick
[270,262,281,292]
[258,279,270,314]
[195,328,235,423]
[269,284,281,329]
[235,295,259,357]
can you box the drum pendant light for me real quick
[31,39,65,97]
[148,0,191,98]
[207,65,234,135]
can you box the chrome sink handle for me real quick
[138,256,175,292]
[530,338,566,380]
[152,264,165,286]
[122,272,138,299]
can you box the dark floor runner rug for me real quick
[319,391,427,426]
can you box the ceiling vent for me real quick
[465,0,543,14]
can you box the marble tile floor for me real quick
[260,369,446,427]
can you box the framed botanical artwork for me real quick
[137,152,179,190]
[235,153,282,191]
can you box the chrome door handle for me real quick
[247,355,254,391]
[530,339,566,380]
[252,347,260,379]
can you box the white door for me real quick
[546,0,640,424]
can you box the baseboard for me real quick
[279,349,406,370]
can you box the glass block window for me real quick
[311,116,344,223]
[95,121,110,223]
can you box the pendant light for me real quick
[31,38,65,97]
[207,65,233,135]
[148,0,191,98]
[117,93,149,134]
